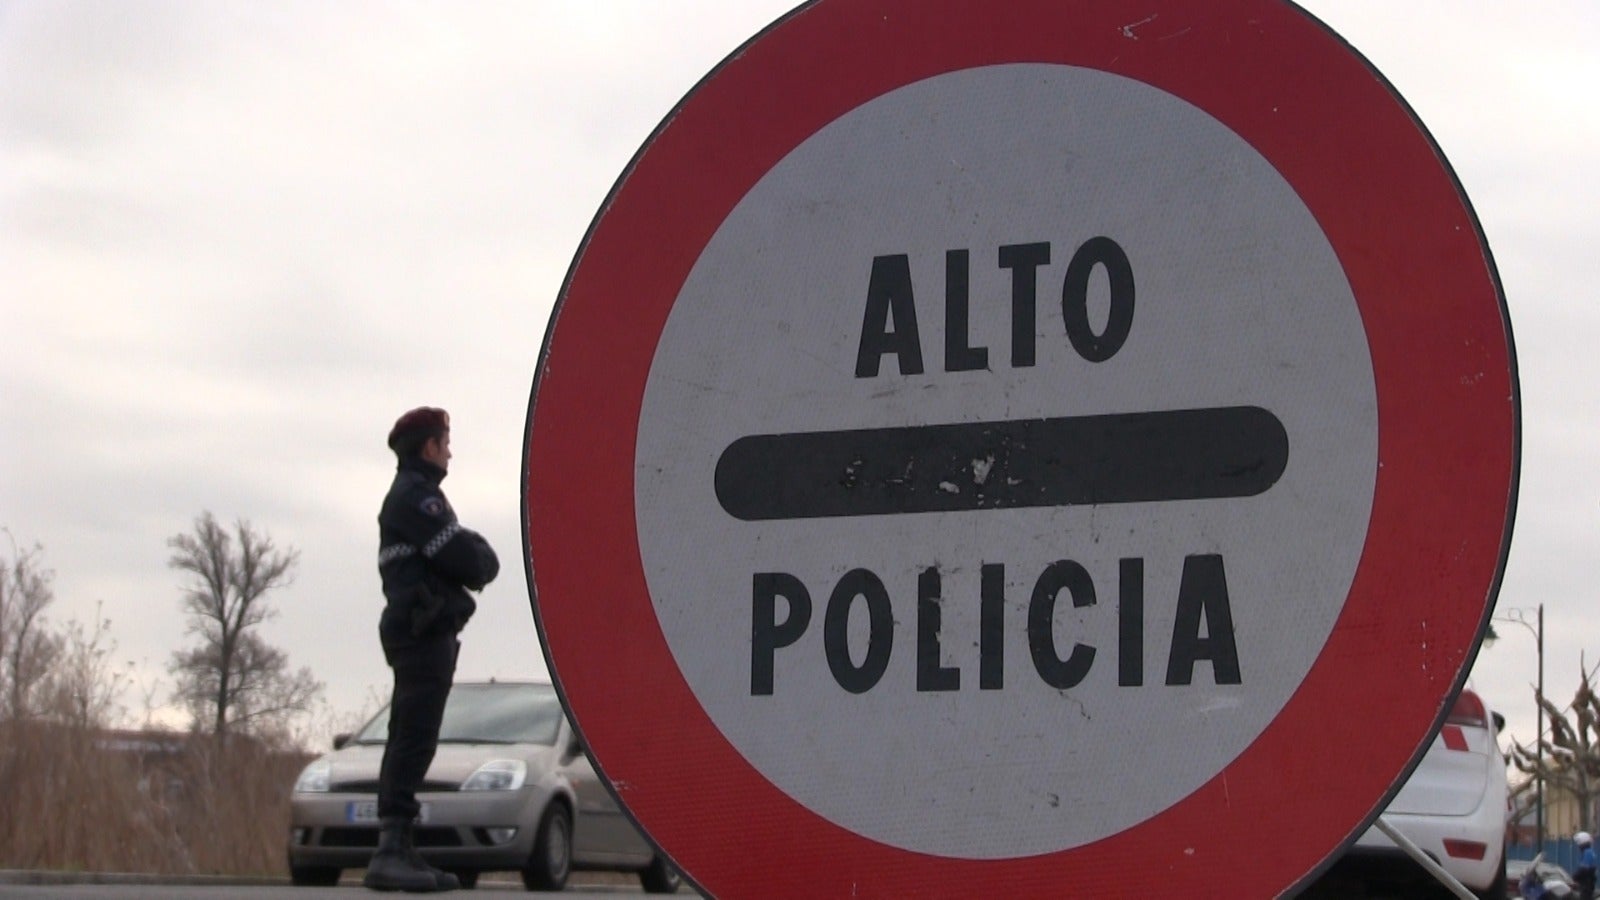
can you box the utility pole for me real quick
[1499,605,1546,851]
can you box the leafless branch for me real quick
[167,513,318,743]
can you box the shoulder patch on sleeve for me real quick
[420,496,446,517]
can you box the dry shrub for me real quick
[0,719,175,871]
[0,719,311,875]
[166,736,311,874]
[0,533,321,876]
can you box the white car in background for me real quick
[286,680,681,892]
[1314,687,1510,898]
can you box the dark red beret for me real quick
[387,406,450,451]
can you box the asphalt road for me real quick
[0,868,1478,898]
[0,873,1473,898]
[0,888,674,899]
[0,873,697,899]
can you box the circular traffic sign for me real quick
[523,1,1517,896]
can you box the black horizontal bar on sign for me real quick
[713,406,1288,521]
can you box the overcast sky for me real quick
[2,0,1597,762]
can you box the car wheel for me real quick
[640,855,681,894]
[288,864,340,887]
[521,803,572,891]
[448,868,479,889]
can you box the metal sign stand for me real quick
[1373,817,1476,900]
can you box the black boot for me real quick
[363,816,457,892]
[401,824,461,891]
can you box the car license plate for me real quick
[347,800,429,824]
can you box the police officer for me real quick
[365,407,499,893]
[1577,831,1597,900]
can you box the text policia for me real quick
[752,557,1241,696]
[744,237,1250,697]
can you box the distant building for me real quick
[1510,775,1600,854]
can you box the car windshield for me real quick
[353,683,563,746]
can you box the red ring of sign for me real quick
[524,0,1517,895]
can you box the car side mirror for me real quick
[333,732,352,750]
[1492,712,1505,734]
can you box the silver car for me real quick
[287,680,680,892]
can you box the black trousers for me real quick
[376,632,459,820]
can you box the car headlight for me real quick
[461,759,527,792]
[295,759,332,793]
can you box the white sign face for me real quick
[634,64,1377,858]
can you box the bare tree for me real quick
[167,512,322,741]
[1510,661,1600,834]
[47,603,131,729]
[0,532,62,721]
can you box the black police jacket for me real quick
[377,455,500,644]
